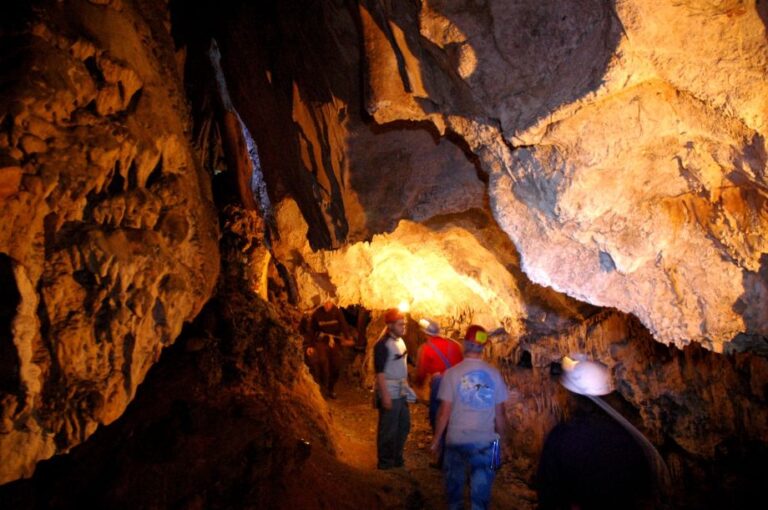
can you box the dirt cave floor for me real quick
[321,380,534,510]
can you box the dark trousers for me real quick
[315,340,341,394]
[377,397,410,469]
[429,376,446,467]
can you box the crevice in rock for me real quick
[106,161,125,195]
[83,56,106,87]
[0,254,21,397]
[145,155,163,188]
[121,333,135,395]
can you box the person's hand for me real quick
[429,438,442,455]
[381,395,393,410]
[306,347,315,357]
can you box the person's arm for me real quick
[376,372,392,410]
[430,400,452,453]
[374,340,392,410]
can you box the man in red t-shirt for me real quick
[414,318,464,433]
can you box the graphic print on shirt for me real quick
[458,370,495,409]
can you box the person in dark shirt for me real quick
[537,383,653,509]
[308,300,351,399]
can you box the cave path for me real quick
[326,382,530,509]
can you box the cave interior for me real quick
[1,0,768,509]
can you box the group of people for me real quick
[303,302,654,510]
[374,308,508,510]
[303,301,508,508]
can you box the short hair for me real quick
[463,340,484,354]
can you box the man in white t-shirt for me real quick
[430,325,508,510]
[374,308,412,469]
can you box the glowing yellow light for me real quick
[321,221,524,328]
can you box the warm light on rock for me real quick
[273,197,525,331]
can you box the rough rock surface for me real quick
[491,310,768,509]
[273,197,595,339]
[0,279,344,509]
[0,1,219,483]
[2,0,767,504]
[360,0,768,351]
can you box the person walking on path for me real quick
[415,318,463,466]
[308,300,352,399]
[430,325,509,510]
[374,308,414,470]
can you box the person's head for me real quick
[559,355,613,396]
[322,299,335,312]
[418,318,440,337]
[384,308,405,337]
[463,325,488,355]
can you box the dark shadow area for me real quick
[732,253,768,354]
[0,254,21,398]
[362,0,622,137]
[758,0,768,34]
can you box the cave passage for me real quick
[1,1,767,508]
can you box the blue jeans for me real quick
[443,442,496,510]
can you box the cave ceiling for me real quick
[218,0,768,351]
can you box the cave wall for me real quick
[1,0,767,500]
[358,0,768,351]
[212,0,490,249]
[493,310,768,508]
[0,0,219,483]
[209,0,597,339]
[211,0,768,350]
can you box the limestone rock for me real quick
[0,1,218,483]
[359,0,768,350]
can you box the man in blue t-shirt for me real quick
[430,325,508,510]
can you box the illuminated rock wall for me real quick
[359,0,768,351]
[0,1,219,483]
[222,0,768,351]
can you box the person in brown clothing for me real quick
[308,300,352,399]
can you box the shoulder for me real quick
[443,362,462,378]
[481,361,503,378]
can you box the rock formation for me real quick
[0,0,219,483]
[0,0,766,507]
[359,0,768,351]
